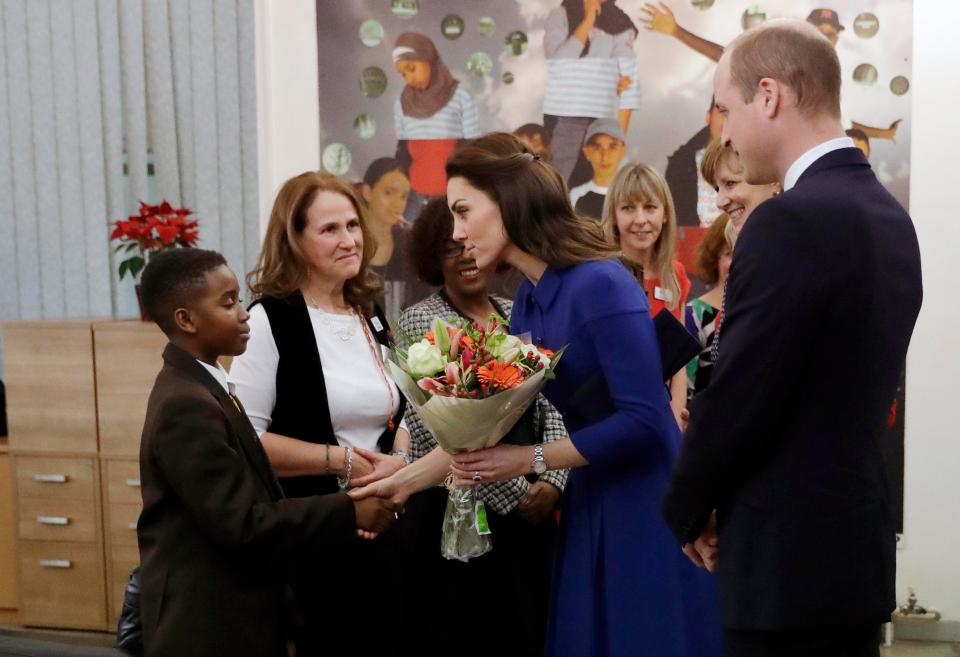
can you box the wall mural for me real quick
[316,0,911,533]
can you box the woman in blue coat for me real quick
[446,133,723,657]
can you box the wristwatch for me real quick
[532,444,548,475]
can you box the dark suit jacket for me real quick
[137,343,355,657]
[662,148,922,631]
[665,126,711,228]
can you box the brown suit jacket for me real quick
[137,343,355,657]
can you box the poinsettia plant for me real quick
[110,200,199,280]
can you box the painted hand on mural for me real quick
[638,2,678,37]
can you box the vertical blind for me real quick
[0,0,260,327]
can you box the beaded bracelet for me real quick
[337,445,353,490]
[390,449,412,466]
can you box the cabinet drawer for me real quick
[18,541,106,630]
[18,498,98,543]
[15,456,96,501]
[107,503,141,547]
[105,460,142,505]
[108,546,139,626]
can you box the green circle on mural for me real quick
[890,75,910,95]
[691,0,715,9]
[853,12,879,39]
[359,66,388,98]
[359,19,384,47]
[467,52,494,78]
[853,63,878,86]
[741,6,767,30]
[442,14,465,40]
[478,17,496,37]
[502,71,515,84]
[505,31,528,56]
[391,0,419,19]
[353,114,376,139]
[322,143,352,176]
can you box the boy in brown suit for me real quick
[136,249,397,657]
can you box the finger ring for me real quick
[472,471,482,482]
[393,512,399,520]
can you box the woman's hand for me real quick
[348,472,410,508]
[450,444,532,487]
[518,481,560,525]
[349,447,406,488]
[341,446,374,481]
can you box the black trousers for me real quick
[724,626,881,657]
[401,486,558,657]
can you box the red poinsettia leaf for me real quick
[157,200,174,215]
[138,201,153,216]
[110,225,124,240]
[175,208,193,216]
[155,225,179,245]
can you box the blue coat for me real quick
[512,260,723,657]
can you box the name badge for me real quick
[654,286,673,303]
[371,316,384,332]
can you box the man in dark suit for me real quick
[662,19,922,657]
[136,249,397,657]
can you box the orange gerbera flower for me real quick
[477,360,523,389]
[424,332,435,344]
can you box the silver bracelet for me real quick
[337,446,353,490]
[390,449,412,466]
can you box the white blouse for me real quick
[228,303,402,453]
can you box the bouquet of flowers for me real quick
[110,200,199,280]
[390,314,562,561]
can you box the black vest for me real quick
[254,293,406,499]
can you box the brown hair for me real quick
[700,138,743,188]
[727,19,841,118]
[695,214,734,285]
[602,162,681,310]
[246,171,383,314]
[408,196,452,287]
[445,132,617,267]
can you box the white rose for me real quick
[406,340,446,378]
[487,333,523,359]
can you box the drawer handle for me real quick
[125,479,141,488]
[37,516,71,526]
[39,559,72,569]
[127,522,138,530]
[33,473,68,484]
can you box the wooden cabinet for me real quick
[4,323,98,455]
[93,322,166,458]
[0,447,18,615]
[3,320,194,631]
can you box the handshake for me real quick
[352,496,402,539]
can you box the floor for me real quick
[0,627,956,657]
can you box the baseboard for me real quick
[0,610,18,625]
[893,619,960,643]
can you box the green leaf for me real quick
[125,242,139,252]
[118,259,130,280]
[128,256,146,280]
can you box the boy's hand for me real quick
[353,497,399,537]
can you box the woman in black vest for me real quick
[229,171,409,657]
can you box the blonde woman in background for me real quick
[602,162,691,425]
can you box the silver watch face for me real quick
[533,460,547,475]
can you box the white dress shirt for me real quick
[783,136,856,191]
[196,359,232,394]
